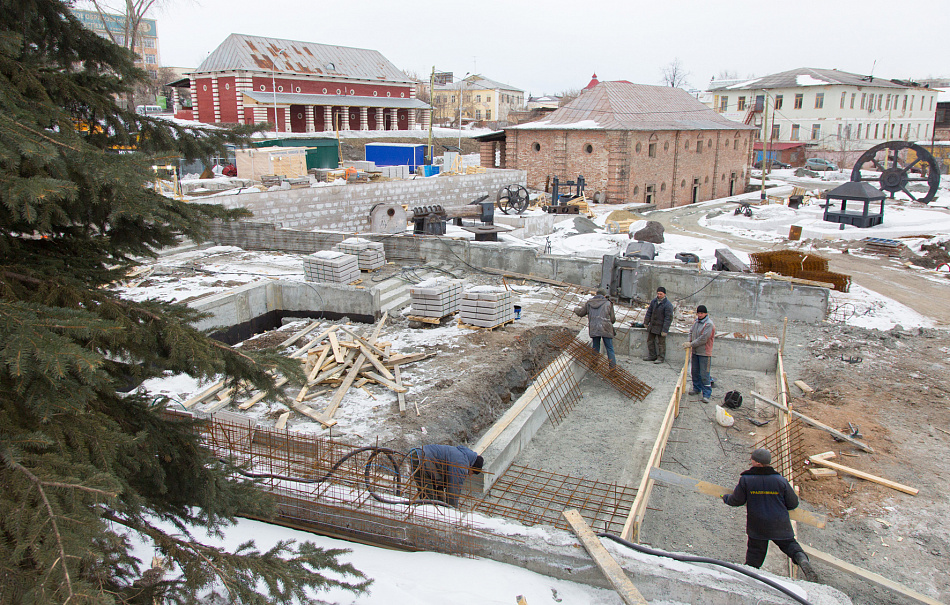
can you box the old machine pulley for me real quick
[850,140,941,204]
[496,184,530,215]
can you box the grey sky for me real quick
[146,0,947,95]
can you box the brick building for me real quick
[480,81,755,206]
[71,9,160,79]
[184,34,430,133]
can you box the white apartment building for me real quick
[707,68,938,162]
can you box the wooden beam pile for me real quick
[182,313,433,428]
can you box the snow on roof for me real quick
[796,74,828,86]
[711,67,908,91]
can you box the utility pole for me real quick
[428,66,435,165]
[760,93,770,202]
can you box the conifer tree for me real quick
[0,1,369,602]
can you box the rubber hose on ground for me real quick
[596,532,814,605]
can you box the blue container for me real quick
[421,165,440,177]
[365,143,425,170]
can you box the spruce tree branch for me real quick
[0,113,83,152]
[3,454,75,603]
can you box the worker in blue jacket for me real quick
[723,448,818,582]
[408,444,483,507]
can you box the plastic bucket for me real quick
[513,305,522,320]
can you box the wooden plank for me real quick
[801,545,943,605]
[394,365,407,416]
[648,467,827,529]
[750,391,875,453]
[763,271,835,289]
[339,326,390,360]
[357,343,394,380]
[562,509,649,605]
[328,331,344,364]
[290,325,338,358]
[238,376,288,410]
[809,468,837,478]
[808,454,918,495]
[296,346,331,402]
[315,353,366,427]
[274,412,290,430]
[385,352,435,367]
[794,380,814,393]
[360,371,408,393]
[276,319,322,349]
[182,380,225,408]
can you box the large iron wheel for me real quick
[850,141,941,204]
[496,184,530,215]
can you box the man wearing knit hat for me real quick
[723,448,818,582]
[642,286,674,364]
[683,305,715,403]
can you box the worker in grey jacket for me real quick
[683,304,715,402]
[642,286,674,363]
[574,288,617,367]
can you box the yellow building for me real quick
[432,75,524,127]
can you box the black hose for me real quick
[225,445,450,507]
[596,532,814,605]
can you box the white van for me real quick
[136,105,163,116]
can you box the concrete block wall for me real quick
[213,169,526,232]
[618,327,778,373]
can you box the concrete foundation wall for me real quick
[214,169,526,232]
[207,223,829,324]
[618,327,779,373]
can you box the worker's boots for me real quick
[793,552,819,583]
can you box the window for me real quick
[737,96,746,110]
[486,110,491,119]
[877,95,882,110]
[719,96,728,112]
[774,95,783,110]
[147,69,157,79]
[144,38,155,49]
[840,92,846,108]
[885,94,891,110]
[475,110,481,120]
[857,124,862,138]
[866,94,873,109]
[696,139,702,153]
[684,140,690,150]
[533,142,541,152]
[811,124,821,140]
[890,123,895,137]
[902,95,907,111]
[815,92,824,109]
[771,123,780,139]
[145,54,156,64]
[585,144,593,154]
[845,124,851,139]
[930,96,934,111]
[791,124,800,140]
[487,95,491,102]
[898,124,903,137]
[645,184,655,205]
[910,95,915,111]
[874,124,879,138]
[850,93,856,109]
[837,124,842,138]
[451,95,455,103]
[476,94,481,103]
[860,93,866,109]
[648,142,656,157]
[734,139,739,150]
[794,93,803,109]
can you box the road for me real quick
[652,200,950,327]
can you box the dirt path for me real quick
[652,201,950,326]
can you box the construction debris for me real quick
[809,452,919,495]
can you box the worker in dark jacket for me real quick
[408,445,483,507]
[724,448,817,581]
[574,288,617,367]
[642,286,674,364]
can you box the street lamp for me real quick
[271,49,287,139]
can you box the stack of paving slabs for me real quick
[410,277,463,318]
[334,237,385,271]
[459,286,514,328]
[303,251,360,284]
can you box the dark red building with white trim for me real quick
[186,34,430,133]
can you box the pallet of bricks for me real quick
[458,286,515,329]
[408,278,463,323]
[748,250,851,292]
[334,237,385,271]
[303,251,360,284]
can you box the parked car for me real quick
[804,158,839,171]
[753,159,791,170]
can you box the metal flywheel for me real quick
[496,184,530,215]
[850,140,941,204]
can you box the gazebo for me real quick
[822,181,886,228]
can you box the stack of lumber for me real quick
[459,286,514,328]
[334,238,385,271]
[303,251,360,284]
[410,277,463,318]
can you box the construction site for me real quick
[125,166,950,605]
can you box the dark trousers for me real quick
[690,353,712,398]
[646,332,666,361]
[591,336,616,367]
[745,537,806,568]
[409,450,447,503]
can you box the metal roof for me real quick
[708,68,909,91]
[191,34,413,83]
[434,74,522,92]
[509,81,755,132]
[826,181,886,200]
[243,91,429,109]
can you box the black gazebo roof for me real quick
[826,181,886,201]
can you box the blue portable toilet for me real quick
[365,143,425,170]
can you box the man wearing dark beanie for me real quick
[641,286,674,364]
[683,304,715,402]
[723,448,818,582]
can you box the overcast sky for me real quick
[128,0,947,95]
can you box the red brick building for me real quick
[481,81,756,206]
[186,34,430,133]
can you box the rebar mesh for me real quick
[533,354,583,426]
[755,418,806,484]
[539,285,642,346]
[177,412,478,557]
[471,464,638,536]
[748,251,851,292]
[552,333,653,401]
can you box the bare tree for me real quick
[88,0,163,108]
[716,69,739,81]
[403,70,430,103]
[557,88,581,107]
[661,58,691,88]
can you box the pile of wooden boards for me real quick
[181,313,432,429]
